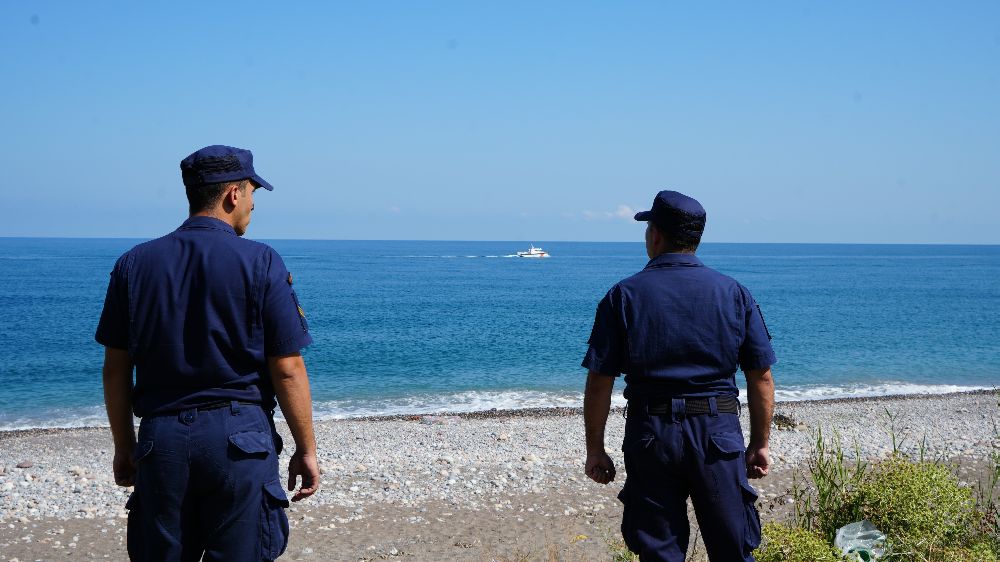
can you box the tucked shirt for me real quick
[95,216,312,417]
[582,253,775,399]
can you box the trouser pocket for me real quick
[741,481,762,554]
[261,479,290,560]
[618,485,638,554]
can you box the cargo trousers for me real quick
[618,397,762,561]
[126,401,290,561]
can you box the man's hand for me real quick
[287,450,320,502]
[112,445,137,487]
[268,353,319,501]
[746,445,770,479]
[103,347,136,487]
[585,451,617,484]
[744,367,774,480]
[583,371,616,485]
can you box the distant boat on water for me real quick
[516,244,550,258]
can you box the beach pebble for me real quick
[420,415,458,425]
[15,461,33,469]
[1,391,997,526]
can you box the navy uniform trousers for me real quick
[126,402,289,562]
[619,397,762,562]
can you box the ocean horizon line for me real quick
[1,236,999,247]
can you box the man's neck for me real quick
[649,249,697,259]
[191,210,237,230]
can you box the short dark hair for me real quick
[185,180,247,215]
[652,222,701,253]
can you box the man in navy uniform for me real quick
[582,190,775,561]
[96,145,320,561]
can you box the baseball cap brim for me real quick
[250,174,274,191]
[634,210,653,221]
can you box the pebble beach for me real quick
[1,390,997,561]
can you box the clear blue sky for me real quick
[1,2,998,243]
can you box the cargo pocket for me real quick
[617,484,639,555]
[618,478,677,558]
[707,432,747,501]
[741,481,762,554]
[229,431,271,459]
[261,479,290,560]
[709,431,745,459]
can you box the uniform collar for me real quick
[177,216,237,235]
[644,252,703,270]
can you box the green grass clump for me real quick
[605,536,638,562]
[754,522,844,562]
[793,429,868,539]
[843,457,976,558]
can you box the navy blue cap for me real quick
[180,145,274,191]
[634,190,707,238]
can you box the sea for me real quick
[0,239,998,430]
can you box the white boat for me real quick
[516,244,550,258]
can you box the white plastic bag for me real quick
[834,520,888,561]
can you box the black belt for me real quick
[196,400,260,411]
[640,395,739,416]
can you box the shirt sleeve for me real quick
[581,286,627,377]
[737,285,776,372]
[262,249,313,356]
[95,253,131,350]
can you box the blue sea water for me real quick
[0,238,998,429]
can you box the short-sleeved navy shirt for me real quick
[582,253,775,400]
[95,216,313,417]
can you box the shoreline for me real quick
[1,387,994,438]
[1,389,997,560]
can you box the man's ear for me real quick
[649,224,663,246]
[232,181,249,202]
[222,182,241,211]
